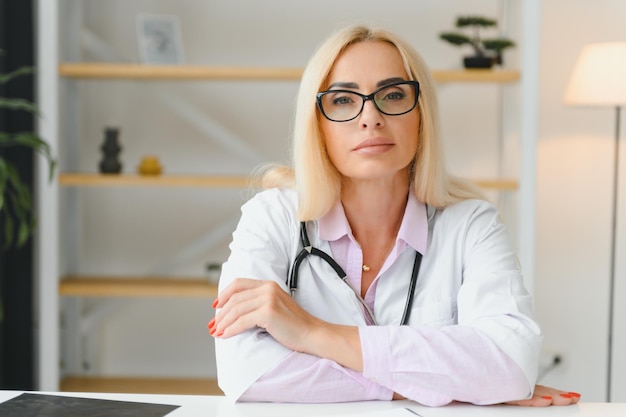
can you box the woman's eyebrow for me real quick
[326,77,407,90]
[377,77,406,87]
[327,81,359,90]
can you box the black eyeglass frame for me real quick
[316,80,420,122]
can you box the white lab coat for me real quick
[215,187,542,401]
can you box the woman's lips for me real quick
[353,137,395,153]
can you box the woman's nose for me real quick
[359,99,384,128]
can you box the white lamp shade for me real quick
[564,42,626,107]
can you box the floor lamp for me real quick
[564,42,626,402]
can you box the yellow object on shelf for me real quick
[138,156,162,176]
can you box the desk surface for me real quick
[2,391,626,417]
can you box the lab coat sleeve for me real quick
[215,189,392,402]
[360,200,542,406]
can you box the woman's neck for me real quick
[340,175,410,297]
[340,175,410,244]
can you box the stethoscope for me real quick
[287,221,423,325]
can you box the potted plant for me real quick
[1,64,56,250]
[1,60,55,323]
[440,16,515,69]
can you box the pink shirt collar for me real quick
[318,190,428,254]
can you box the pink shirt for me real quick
[320,193,427,324]
[239,193,531,405]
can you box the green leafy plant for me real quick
[440,16,515,66]
[1,64,56,249]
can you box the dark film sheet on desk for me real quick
[0,393,180,417]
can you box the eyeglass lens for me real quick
[318,82,418,122]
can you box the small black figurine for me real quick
[99,127,122,174]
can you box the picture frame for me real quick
[136,14,185,65]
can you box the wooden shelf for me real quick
[61,376,223,395]
[434,69,520,83]
[59,173,517,191]
[59,276,218,298]
[59,63,303,80]
[59,63,520,83]
[472,179,518,191]
[59,173,251,188]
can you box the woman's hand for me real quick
[209,278,363,370]
[209,278,321,352]
[505,384,581,406]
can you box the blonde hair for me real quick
[259,25,482,220]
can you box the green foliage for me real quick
[0,64,56,249]
[483,39,516,53]
[456,16,496,28]
[439,15,515,59]
[439,33,472,46]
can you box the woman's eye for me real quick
[332,95,353,105]
[384,91,406,101]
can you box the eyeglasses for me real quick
[316,80,420,122]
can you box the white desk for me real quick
[1,390,626,417]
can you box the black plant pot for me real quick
[463,55,494,69]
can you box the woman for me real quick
[209,25,579,406]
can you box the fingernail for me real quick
[216,330,224,337]
[208,318,215,329]
[209,326,217,336]
[541,396,552,400]
[560,393,573,399]
[568,392,581,398]
[212,299,219,308]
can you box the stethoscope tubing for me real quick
[288,222,422,326]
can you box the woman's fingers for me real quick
[505,385,581,407]
[532,385,580,406]
[213,277,264,308]
[209,278,316,351]
[210,278,270,336]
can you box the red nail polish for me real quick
[560,393,573,399]
[216,330,224,337]
[212,299,219,308]
[208,318,215,329]
[209,327,217,336]
[541,396,552,400]
[568,392,581,398]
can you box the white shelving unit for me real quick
[36,0,540,392]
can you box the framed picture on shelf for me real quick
[136,14,185,65]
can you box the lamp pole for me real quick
[607,105,621,402]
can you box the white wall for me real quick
[535,0,626,402]
[56,0,626,403]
